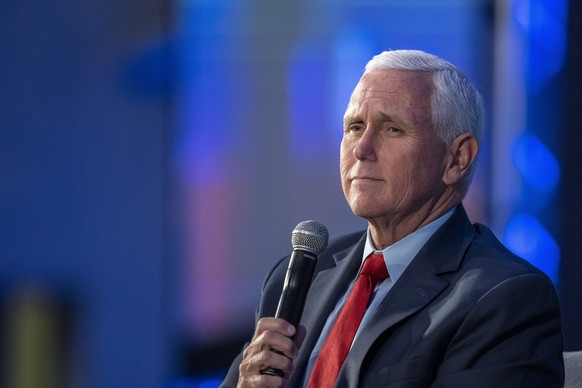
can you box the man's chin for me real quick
[350,207,385,221]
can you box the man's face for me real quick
[340,69,449,224]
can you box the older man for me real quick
[221,50,564,387]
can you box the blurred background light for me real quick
[504,213,561,282]
[512,133,561,192]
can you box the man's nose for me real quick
[353,128,377,161]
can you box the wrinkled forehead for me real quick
[344,69,434,122]
[351,69,434,102]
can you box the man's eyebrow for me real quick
[378,111,398,122]
[343,113,360,123]
[344,111,398,122]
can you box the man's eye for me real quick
[348,125,364,132]
[387,126,402,133]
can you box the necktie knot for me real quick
[360,253,388,284]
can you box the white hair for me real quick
[364,50,484,146]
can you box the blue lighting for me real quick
[504,213,560,283]
[513,0,568,91]
[512,133,560,192]
[503,0,567,288]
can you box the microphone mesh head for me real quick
[292,220,329,254]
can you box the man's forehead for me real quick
[343,69,434,126]
[356,69,433,92]
[348,72,428,102]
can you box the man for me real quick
[221,50,564,387]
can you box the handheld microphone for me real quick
[261,220,329,377]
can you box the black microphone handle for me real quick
[275,249,317,325]
[261,249,317,377]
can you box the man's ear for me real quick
[442,133,479,185]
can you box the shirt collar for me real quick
[363,208,455,284]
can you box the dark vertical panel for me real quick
[560,0,582,351]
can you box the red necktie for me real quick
[308,253,388,388]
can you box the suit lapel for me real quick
[340,253,449,385]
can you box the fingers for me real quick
[255,318,298,358]
[237,317,301,387]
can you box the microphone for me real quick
[261,220,329,377]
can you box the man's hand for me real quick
[237,317,306,387]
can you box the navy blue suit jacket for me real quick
[221,206,564,387]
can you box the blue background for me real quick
[1,1,580,387]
